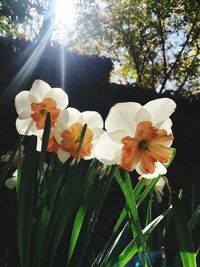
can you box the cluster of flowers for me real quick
[15,80,176,180]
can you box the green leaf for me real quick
[67,160,99,264]
[38,112,51,178]
[137,176,160,208]
[17,137,37,267]
[171,192,197,267]
[120,170,149,266]
[108,209,171,267]
[75,165,116,267]
[94,173,151,266]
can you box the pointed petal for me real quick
[82,111,103,129]
[105,102,141,136]
[15,91,31,114]
[29,80,51,102]
[143,98,176,125]
[45,88,69,110]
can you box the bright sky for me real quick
[52,0,77,43]
[55,0,76,26]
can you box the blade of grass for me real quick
[67,160,100,264]
[171,192,197,267]
[93,173,151,266]
[17,137,37,267]
[120,170,150,266]
[107,208,171,267]
[74,165,116,267]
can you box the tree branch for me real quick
[159,23,195,93]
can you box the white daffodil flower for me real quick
[95,98,176,179]
[53,108,104,162]
[15,80,69,137]
[5,170,18,189]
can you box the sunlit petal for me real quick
[136,161,167,179]
[16,118,33,135]
[105,102,141,135]
[135,108,151,124]
[29,80,51,102]
[143,98,176,126]
[94,133,122,165]
[159,118,173,134]
[82,111,103,129]
[45,88,68,110]
[15,91,31,114]
[92,128,105,141]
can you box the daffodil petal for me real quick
[108,130,128,143]
[136,161,167,179]
[44,88,69,110]
[143,98,176,126]
[94,133,122,165]
[105,102,141,135]
[66,108,82,125]
[15,91,31,114]
[16,118,33,136]
[18,110,32,120]
[92,128,105,141]
[135,108,151,124]
[82,111,103,129]
[57,147,70,163]
[29,80,51,102]
[29,122,43,137]
[159,118,172,134]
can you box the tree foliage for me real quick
[0,0,199,96]
[0,0,47,38]
[72,0,199,94]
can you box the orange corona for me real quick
[61,122,93,159]
[121,121,174,173]
[48,136,60,153]
[31,98,61,129]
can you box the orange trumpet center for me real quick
[60,122,93,159]
[31,98,61,129]
[121,121,174,173]
[47,136,60,154]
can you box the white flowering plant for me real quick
[0,80,199,267]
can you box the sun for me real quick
[55,0,76,26]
